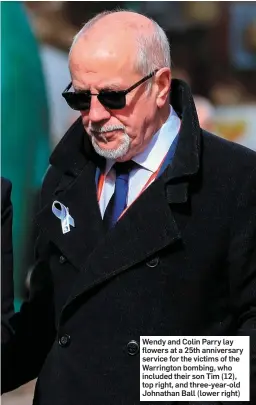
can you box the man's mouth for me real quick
[91,131,108,143]
[91,129,124,143]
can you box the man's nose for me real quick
[87,95,111,123]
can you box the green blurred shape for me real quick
[124,2,142,11]
[14,299,22,313]
[1,1,50,300]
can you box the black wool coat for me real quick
[2,80,256,405]
[1,177,15,342]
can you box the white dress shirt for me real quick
[98,106,181,218]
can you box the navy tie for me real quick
[103,161,134,229]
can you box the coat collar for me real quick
[164,79,201,181]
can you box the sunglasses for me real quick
[62,70,158,111]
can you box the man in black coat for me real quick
[2,10,256,405]
[1,177,15,342]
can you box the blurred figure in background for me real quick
[194,95,216,132]
[1,1,51,305]
[1,178,14,343]
[24,2,80,147]
[173,68,216,132]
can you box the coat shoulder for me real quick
[202,130,256,174]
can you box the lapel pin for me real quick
[52,200,75,234]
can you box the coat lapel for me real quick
[35,160,106,272]
[63,175,182,309]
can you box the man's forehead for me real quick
[72,32,135,57]
[70,59,134,81]
[70,63,137,90]
[72,78,125,91]
[70,18,142,57]
[69,45,137,87]
[70,36,133,67]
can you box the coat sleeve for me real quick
[1,177,15,342]
[1,170,58,393]
[1,236,56,393]
[227,167,256,404]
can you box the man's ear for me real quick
[155,68,171,108]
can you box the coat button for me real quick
[59,334,71,347]
[59,255,66,264]
[146,256,159,268]
[127,340,139,356]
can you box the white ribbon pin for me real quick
[52,201,75,234]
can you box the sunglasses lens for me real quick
[63,93,91,111]
[63,90,126,110]
[99,92,126,109]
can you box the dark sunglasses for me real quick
[62,70,158,111]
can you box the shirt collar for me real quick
[105,105,181,175]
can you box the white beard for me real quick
[91,130,131,159]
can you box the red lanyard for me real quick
[97,152,168,220]
[97,172,106,202]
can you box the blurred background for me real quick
[1,1,256,403]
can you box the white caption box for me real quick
[140,336,250,401]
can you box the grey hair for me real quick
[70,9,171,81]
[135,20,171,75]
[135,19,171,93]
